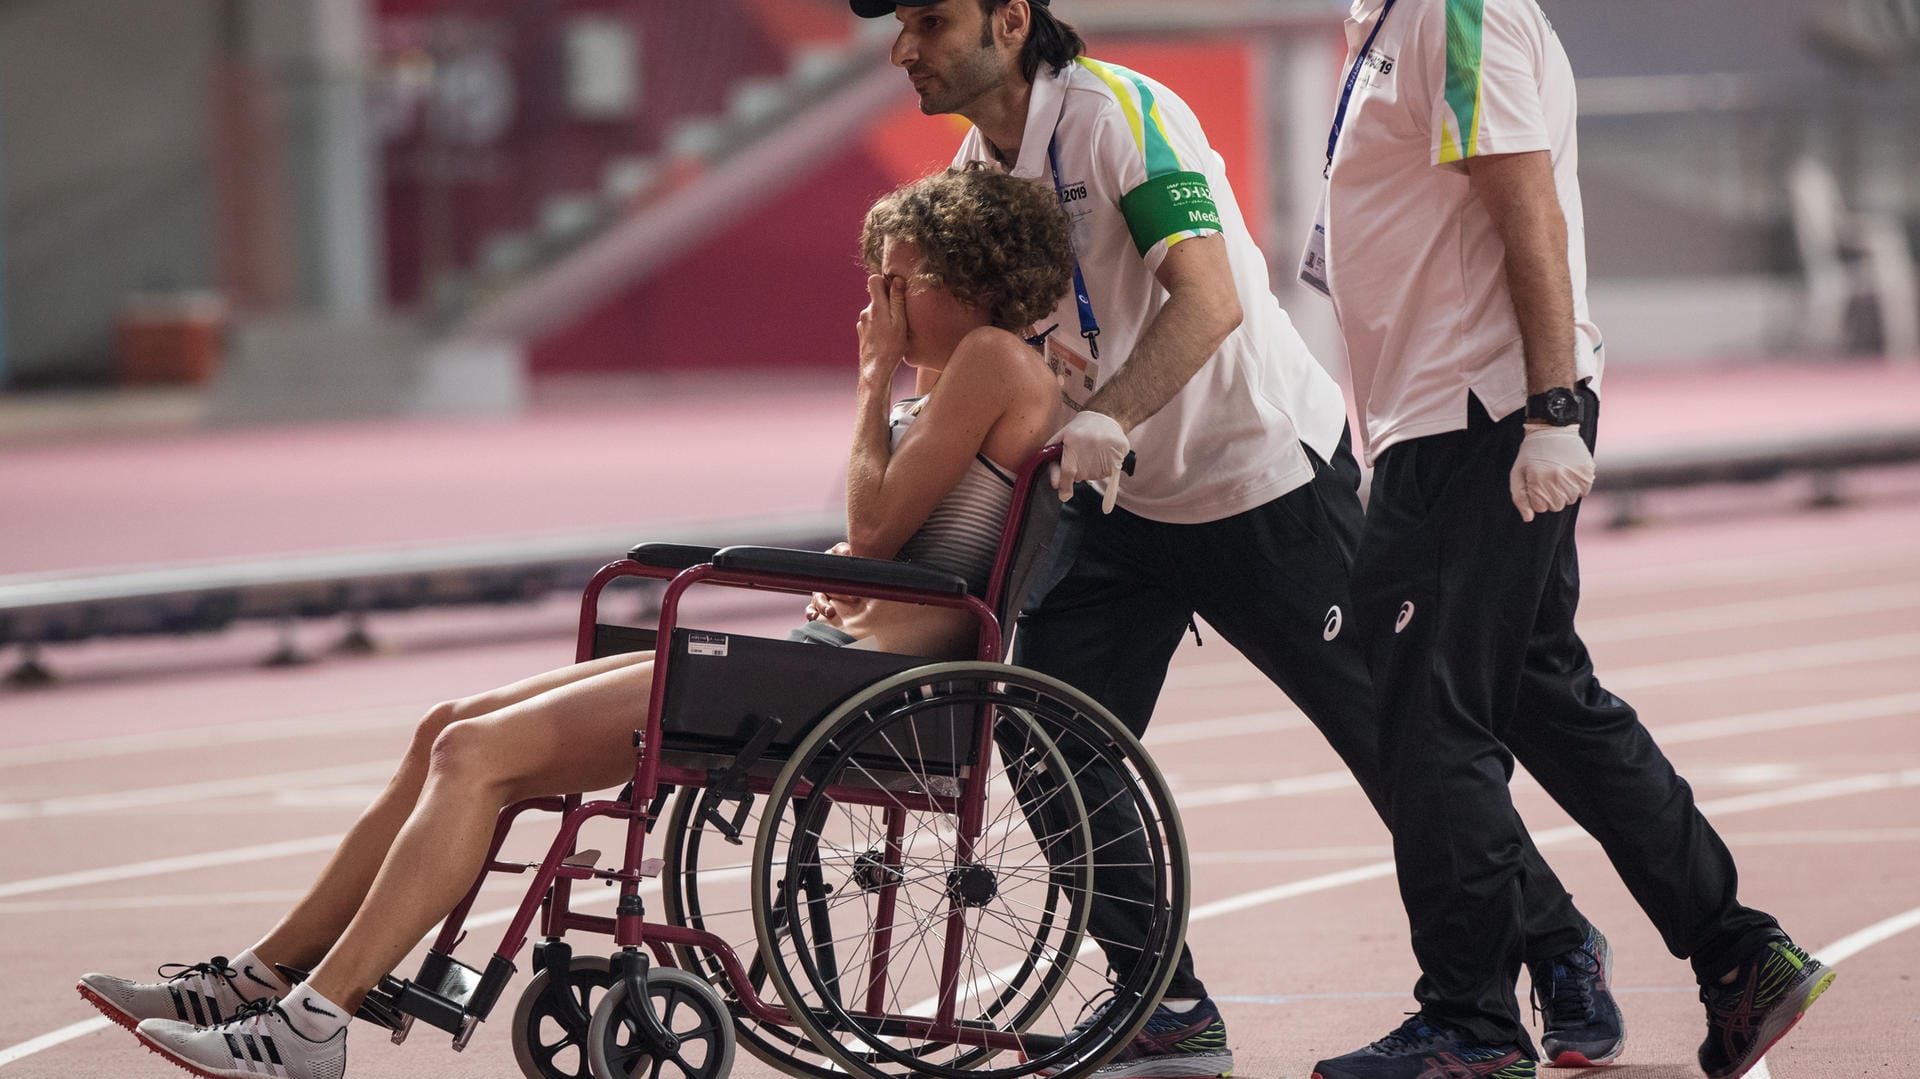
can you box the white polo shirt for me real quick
[956,58,1349,524]
[1319,0,1603,464]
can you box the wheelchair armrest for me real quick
[626,542,722,570]
[711,545,970,596]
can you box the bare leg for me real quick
[302,656,656,1009]
[249,651,650,973]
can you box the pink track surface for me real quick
[5,362,1919,576]
[2,363,1919,1077]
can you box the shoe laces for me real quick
[1065,987,1122,1038]
[1531,947,1599,1026]
[158,957,238,990]
[1369,1013,1441,1054]
[210,996,285,1035]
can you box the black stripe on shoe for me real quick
[185,989,207,1026]
[264,1036,283,1066]
[224,1032,245,1062]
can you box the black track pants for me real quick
[1015,429,1590,1000]
[1351,391,1783,1047]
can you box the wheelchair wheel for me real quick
[661,785,825,1075]
[586,965,735,1079]
[661,775,1083,1079]
[511,955,619,1079]
[751,662,1188,1079]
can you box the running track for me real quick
[3,369,1919,1077]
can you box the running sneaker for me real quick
[78,957,282,1032]
[1697,938,1835,1079]
[1044,995,1234,1078]
[1530,925,1626,1066]
[136,999,347,1079]
[1312,1014,1536,1079]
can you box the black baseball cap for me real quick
[850,0,1049,18]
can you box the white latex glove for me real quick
[1509,424,1596,522]
[1049,411,1129,512]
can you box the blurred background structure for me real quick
[4,8,1920,1077]
[4,0,1920,673]
[4,0,1918,409]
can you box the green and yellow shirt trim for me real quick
[1438,0,1486,163]
[1075,57,1222,256]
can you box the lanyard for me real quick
[1324,0,1398,176]
[1046,135,1101,360]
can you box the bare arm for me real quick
[1471,150,1597,521]
[1080,233,1243,432]
[845,276,1018,558]
[1466,149,1575,395]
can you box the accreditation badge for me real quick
[1043,332,1099,405]
[1298,185,1331,300]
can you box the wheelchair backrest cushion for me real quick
[986,456,1066,640]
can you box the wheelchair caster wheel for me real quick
[586,966,734,1079]
[511,955,618,1079]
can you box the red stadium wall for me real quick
[375,0,804,307]
[527,41,1264,375]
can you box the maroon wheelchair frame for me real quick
[401,446,1065,1058]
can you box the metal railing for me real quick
[0,513,842,684]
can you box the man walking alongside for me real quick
[1304,1,1834,1077]
[846,1,1624,1075]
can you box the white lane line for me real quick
[6,769,1915,1071]
[0,835,344,900]
[902,764,1920,1029]
[0,762,395,821]
[1594,546,1920,595]
[1655,692,1920,745]
[1607,632,1920,691]
[0,874,548,915]
[1578,582,1920,643]
[1752,902,1920,1078]
[1813,904,1920,966]
[1145,691,1920,757]
[0,705,419,769]
[1188,768,1920,925]
[25,682,1891,826]
[1688,770,1920,818]
[0,890,312,915]
[0,877,649,1069]
[1175,770,1357,808]
[1166,623,1920,694]
[11,570,1909,771]
[1189,827,1920,866]
[5,687,1912,905]
[1147,710,1304,745]
[1163,695,1920,813]
[0,1019,113,1068]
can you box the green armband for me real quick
[1118,171,1221,256]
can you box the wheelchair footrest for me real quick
[365,951,518,1036]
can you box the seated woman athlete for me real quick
[78,166,1072,1079]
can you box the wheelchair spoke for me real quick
[750,663,1190,1079]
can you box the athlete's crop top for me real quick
[888,398,1017,595]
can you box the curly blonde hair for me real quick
[861,167,1073,333]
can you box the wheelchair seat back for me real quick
[594,447,1063,767]
[984,446,1065,655]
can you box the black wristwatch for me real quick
[1525,386,1583,426]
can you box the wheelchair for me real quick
[348,445,1190,1079]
